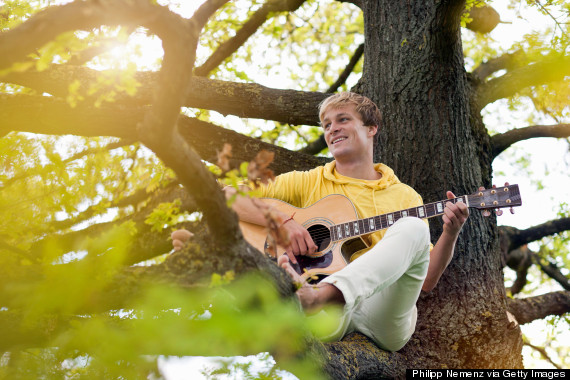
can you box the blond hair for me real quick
[318,92,382,128]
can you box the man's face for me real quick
[321,104,377,161]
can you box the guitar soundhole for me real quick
[307,224,331,252]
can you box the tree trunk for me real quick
[348,0,524,370]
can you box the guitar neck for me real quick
[329,196,468,242]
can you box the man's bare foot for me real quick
[277,255,345,314]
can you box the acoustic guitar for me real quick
[239,185,522,282]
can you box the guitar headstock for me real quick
[467,183,522,216]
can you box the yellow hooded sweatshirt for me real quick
[256,161,430,260]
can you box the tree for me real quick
[0,0,569,378]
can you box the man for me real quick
[173,92,469,352]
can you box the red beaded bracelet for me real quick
[281,212,296,226]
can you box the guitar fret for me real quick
[331,196,469,242]
[418,206,425,217]
[436,202,444,214]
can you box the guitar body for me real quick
[239,194,369,282]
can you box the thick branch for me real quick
[1,66,326,126]
[323,333,427,379]
[491,124,570,159]
[194,0,306,76]
[507,291,570,325]
[0,94,328,173]
[477,55,570,108]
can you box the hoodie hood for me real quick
[322,160,401,190]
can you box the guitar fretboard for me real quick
[329,196,468,242]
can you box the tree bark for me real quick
[346,0,523,372]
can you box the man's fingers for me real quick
[286,249,298,264]
[171,229,193,242]
[173,240,185,251]
[302,230,317,254]
[277,254,289,267]
[171,229,194,251]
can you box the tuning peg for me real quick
[492,184,497,188]
[495,209,503,216]
[482,210,491,217]
[504,182,509,186]
[478,186,485,191]
[510,207,515,214]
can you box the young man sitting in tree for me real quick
[173,92,469,352]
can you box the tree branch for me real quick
[327,43,364,93]
[477,55,570,108]
[191,0,230,32]
[0,139,132,190]
[0,94,328,173]
[524,339,562,369]
[505,246,533,295]
[1,65,327,126]
[298,42,364,155]
[0,0,241,250]
[507,291,570,325]
[48,181,181,233]
[0,0,183,71]
[500,219,570,253]
[297,134,327,155]
[471,50,525,82]
[336,0,362,8]
[194,0,306,77]
[491,124,570,159]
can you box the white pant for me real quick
[321,217,431,351]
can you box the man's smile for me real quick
[332,137,347,144]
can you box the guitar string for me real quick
[274,193,519,246]
[302,196,484,242]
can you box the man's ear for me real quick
[368,125,378,137]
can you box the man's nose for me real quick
[330,122,341,133]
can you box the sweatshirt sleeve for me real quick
[253,170,308,207]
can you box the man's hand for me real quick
[442,191,469,237]
[171,229,194,251]
[280,219,317,265]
